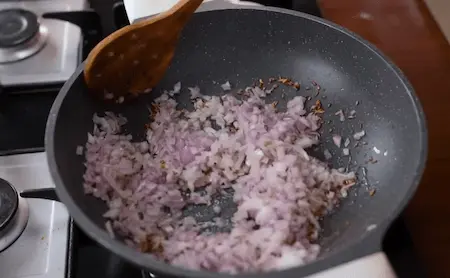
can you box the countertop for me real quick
[319,0,450,276]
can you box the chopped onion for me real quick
[344,138,350,147]
[82,83,356,274]
[116,96,125,104]
[221,81,232,91]
[348,110,356,119]
[342,148,350,156]
[213,206,221,214]
[353,130,366,140]
[169,82,181,96]
[335,110,345,122]
[332,135,342,148]
[76,145,84,155]
[373,146,381,154]
[104,92,114,100]
[105,221,115,239]
[188,86,202,99]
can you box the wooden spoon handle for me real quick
[163,0,204,25]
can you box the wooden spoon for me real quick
[84,0,203,101]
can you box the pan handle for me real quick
[306,252,396,278]
[20,188,60,202]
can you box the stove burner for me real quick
[0,179,18,231]
[0,9,39,48]
[0,180,29,252]
[0,9,48,64]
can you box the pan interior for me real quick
[51,9,425,270]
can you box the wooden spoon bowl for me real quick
[84,0,203,101]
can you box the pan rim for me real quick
[46,6,428,278]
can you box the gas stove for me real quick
[0,1,100,278]
[0,1,426,278]
[0,153,69,278]
[0,0,87,87]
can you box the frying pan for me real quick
[21,3,427,278]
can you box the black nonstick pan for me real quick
[22,6,427,278]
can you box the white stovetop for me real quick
[0,153,69,278]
